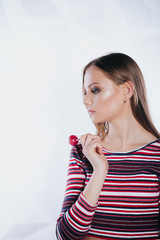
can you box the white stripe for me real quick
[66,211,90,232]
[96,211,158,215]
[153,142,160,147]
[66,184,84,188]
[69,208,91,226]
[107,157,160,162]
[56,226,63,240]
[75,201,96,216]
[67,174,85,180]
[97,207,159,211]
[65,191,81,195]
[106,174,158,177]
[86,175,159,181]
[103,182,158,186]
[90,228,159,237]
[101,191,159,197]
[98,202,158,207]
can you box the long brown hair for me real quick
[82,52,160,140]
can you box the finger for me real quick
[84,134,101,148]
[92,141,103,155]
[83,138,103,155]
[80,134,101,150]
[80,134,90,148]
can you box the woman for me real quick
[56,53,160,239]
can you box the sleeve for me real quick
[55,144,98,240]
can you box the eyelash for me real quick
[84,87,100,95]
[91,87,100,94]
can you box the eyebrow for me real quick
[88,82,100,88]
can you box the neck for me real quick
[104,112,148,149]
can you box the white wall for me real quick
[0,0,160,239]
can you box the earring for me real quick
[124,99,127,103]
[105,122,108,132]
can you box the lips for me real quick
[88,110,96,114]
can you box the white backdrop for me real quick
[0,0,160,239]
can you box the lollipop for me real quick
[69,134,102,155]
[69,135,79,146]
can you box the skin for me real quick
[82,66,130,124]
[82,66,157,151]
[80,66,157,240]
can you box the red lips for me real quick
[88,110,95,114]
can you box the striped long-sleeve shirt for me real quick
[56,138,160,239]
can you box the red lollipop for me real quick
[69,135,79,146]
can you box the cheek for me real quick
[99,90,122,108]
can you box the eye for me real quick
[83,90,87,95]
[91,87,100,94]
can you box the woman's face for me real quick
[83,66,126,124]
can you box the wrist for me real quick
[93,163,108,175]
[85,153,108,173]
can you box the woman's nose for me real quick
[83,94,92,106]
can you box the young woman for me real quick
[56,53,160,239]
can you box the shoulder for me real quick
[149,138,160,148]
[70,143,93,171]
[70,143,83,160]
[69,143,88,171]
[151,138,160,153]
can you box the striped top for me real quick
[56,138,160,239]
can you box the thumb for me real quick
[96,146,102,154]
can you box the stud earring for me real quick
[105,122,108,132]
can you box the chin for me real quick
[90,114,107,124]
[91,119,103,124]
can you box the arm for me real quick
[81,134,109,205]
[83,165,108,205]
[56,145,98,240]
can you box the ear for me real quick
[120,81,135,101]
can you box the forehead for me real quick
[83,66,114,88]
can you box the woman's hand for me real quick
[80,133,108,172]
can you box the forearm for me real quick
[83,166,108,205]
[56,150,98,240]
[56,167,106,239]
[56,192,98,239]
